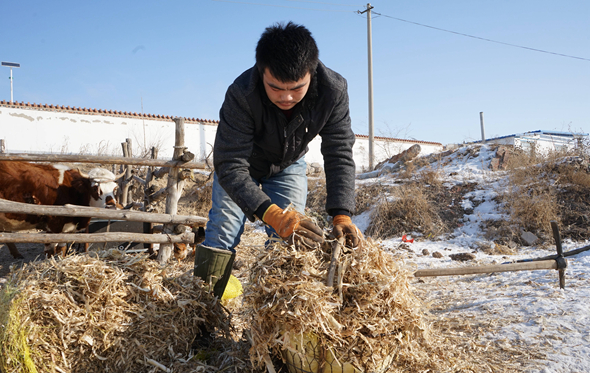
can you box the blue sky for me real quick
[1,0,588,145]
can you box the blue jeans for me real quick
[202,158,308,252]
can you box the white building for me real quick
[0,101,443,171]
[474,130,588,153]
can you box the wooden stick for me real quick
[0,153,207,169]
[326,236,346,287]
[158,117,187,264]
[262,351,276,373]
[0,199,207,225]
[0,231,194,244]
[337,255,349,304]
[414,259,558,277]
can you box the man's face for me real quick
[262,68,311,110]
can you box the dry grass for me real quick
[244,237,460,372]
[178,172,214,217]
[496,148,590,241]
[0,250,239,373]
[366,183,447,240]
[505,185,558,237]
[414,166,443,188]
[305,179,330,229]
[397,161,416,180]
[306,179,327,215]
[354,183,393,215]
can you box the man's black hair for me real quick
[256,22,319,82]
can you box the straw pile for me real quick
[244,237,448,373]
[0,249,231,373]
[0,232,542,373]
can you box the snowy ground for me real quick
[350,145,590,372]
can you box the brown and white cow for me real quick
[0,161,122,258]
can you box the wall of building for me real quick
[0,102,443,171]
[483,132,585,154]
[0,102,218,161]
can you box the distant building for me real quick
[0,100,443,172]
[473,130,588,153]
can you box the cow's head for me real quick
[84,168,124,209]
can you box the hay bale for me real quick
[0,249,230,373]
[243,238,445,372]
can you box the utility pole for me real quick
[1,62,21,103]
[480,112,486,143]
[359,4,375,170]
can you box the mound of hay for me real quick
[244,238,446,373]
[0,249,231,373]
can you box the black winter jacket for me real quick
[213,61,356,221]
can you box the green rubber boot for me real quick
[193,245,235,299]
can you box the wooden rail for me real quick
[0,231,194,244]
[0,199,207,226]
[0,153,208,169]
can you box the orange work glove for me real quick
[332,215,362,248]
[262,204,324,245]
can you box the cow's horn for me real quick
[115,170,127,180]
[77,168,89,178]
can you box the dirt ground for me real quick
[0,242,45,280]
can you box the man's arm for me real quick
[214,84,271,221]
[319,80,356,217]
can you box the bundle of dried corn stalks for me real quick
[0,249,233,373]
[244,237,448,373]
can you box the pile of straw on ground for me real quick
[0,249,235,373]
[0,233,545,373]
[244,237,451,373]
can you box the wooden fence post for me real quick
[119,138,135,206]
[143,146,158,212]
[125,138,134,204]
[157,118,188,264]
[144,146,158,255]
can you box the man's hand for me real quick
[262,204,324,246]
[332,215,362,248]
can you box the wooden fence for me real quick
[0,117,209,264]
[0,199,202,244]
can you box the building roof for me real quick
[0,100,443,145]
[471,130,589,144]
[525,130,589,137]
[354,134,442,146]
[0,100,219,124]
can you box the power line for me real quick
[212,0,354,12]
[211,0,590,62]
[285,0,359,6]
[373,11,590,62]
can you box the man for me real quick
[194,22,361,298]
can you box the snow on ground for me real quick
[352,145,590,372]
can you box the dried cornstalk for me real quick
[0,250,233,373]
[244,237,445,372]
